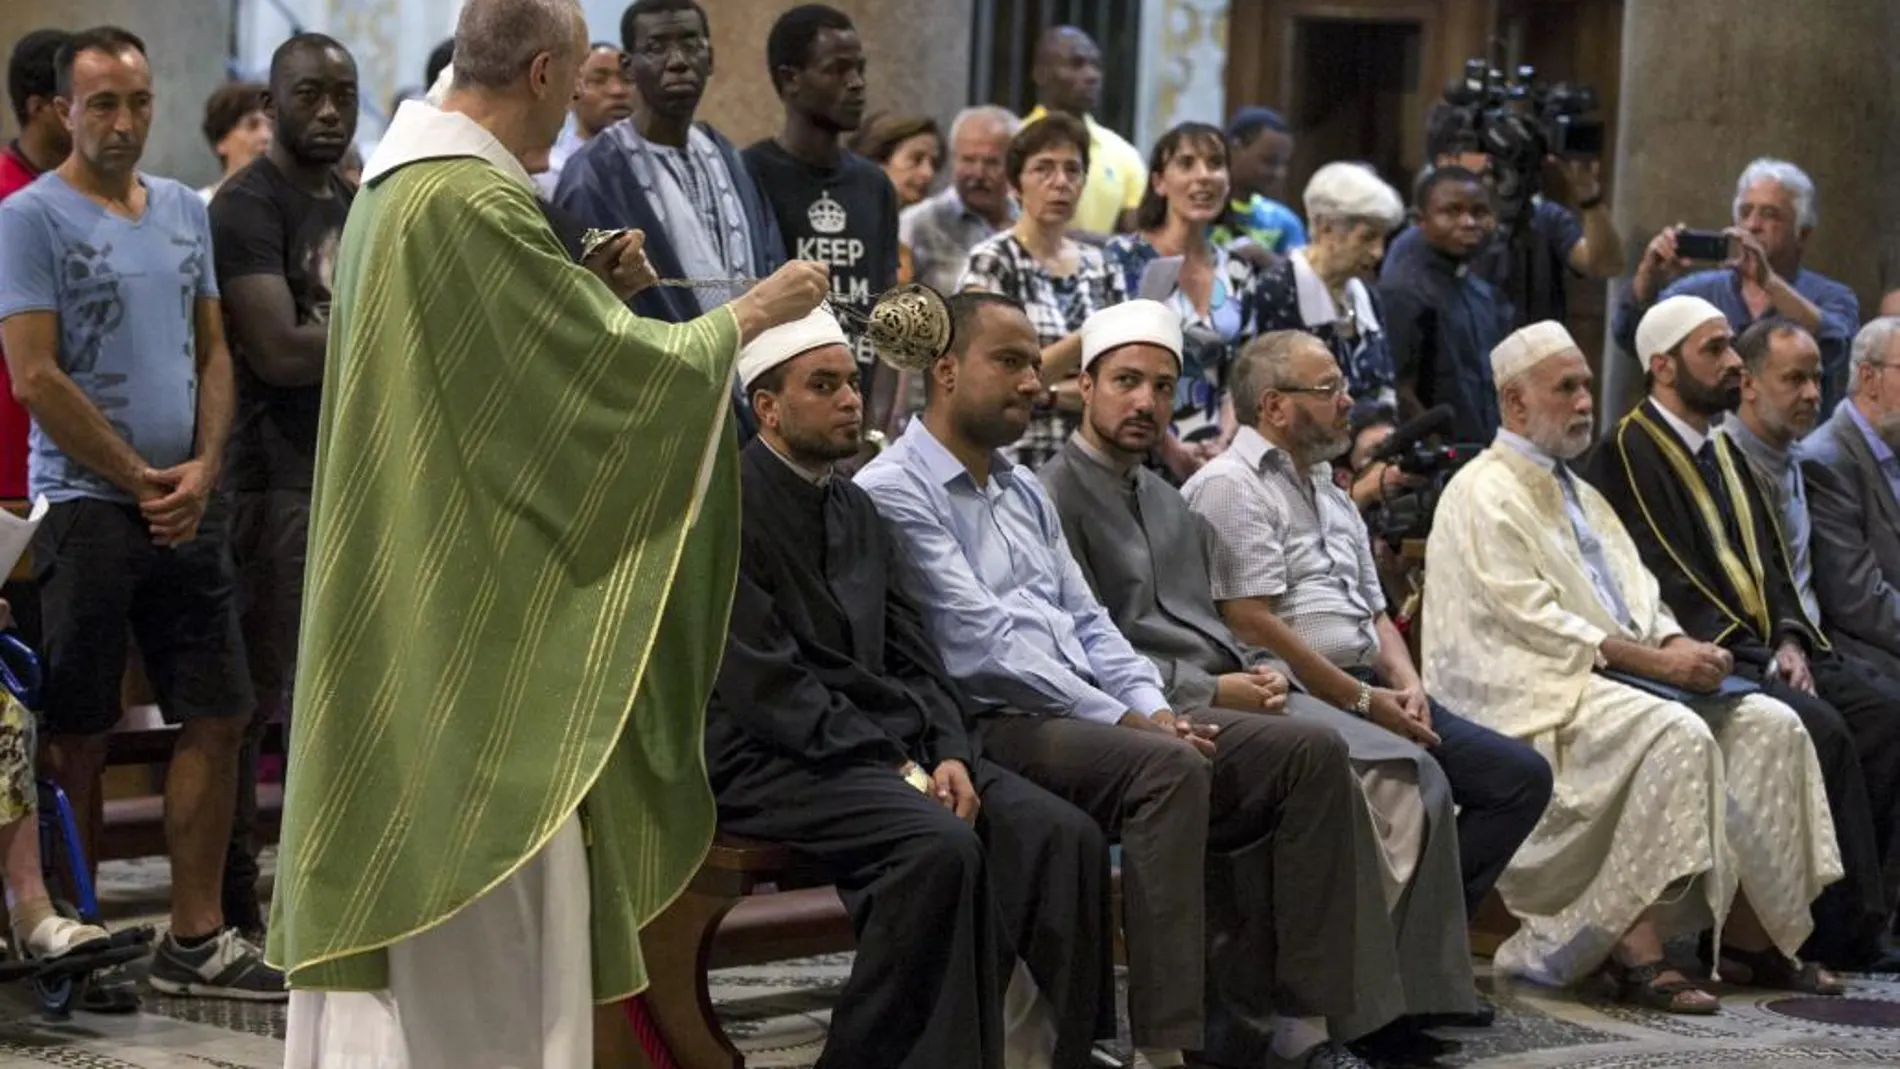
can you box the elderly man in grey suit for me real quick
[1803,315,1900,677]
[1038,302,1550,1060]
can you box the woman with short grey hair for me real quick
[1253,161,1407,409]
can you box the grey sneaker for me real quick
[147,929,286,1002]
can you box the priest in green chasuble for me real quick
[267,0,830,1064]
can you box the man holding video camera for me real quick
[1616,157,1859,416]
[1385,86,1624,331]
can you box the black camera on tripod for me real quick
[1437,59,1605,230]
[1359,407,1483,546]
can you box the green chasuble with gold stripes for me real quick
[265,111,737,1004]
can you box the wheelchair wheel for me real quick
[31,901,87,1019]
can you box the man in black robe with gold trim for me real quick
[704,308,1114,1069]
[1583,294,1900,970]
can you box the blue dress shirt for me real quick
[856,421,1171,723]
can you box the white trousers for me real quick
[283,814,592,1069]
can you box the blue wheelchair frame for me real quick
[0,632,151,1015]
[0,634,102,924]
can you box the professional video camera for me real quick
[1436,59,1605,233]
[1360,406,1482,546]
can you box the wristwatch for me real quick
[1353,681,1373,717]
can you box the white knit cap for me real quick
[1636,295,1728,360]
[1080,300,1182,372]
[737,307,850,389]
[1491,320,1580,385]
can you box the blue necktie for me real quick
[1695,441,1745,548]
[1555,461,1632,627]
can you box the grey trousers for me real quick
[978,708,1360,1053]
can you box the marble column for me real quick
[690,0,974,150]
[1604,0,1900,409]
[0,0,235,188]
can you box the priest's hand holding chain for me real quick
[583,228,659,300]
[732,261,831,345]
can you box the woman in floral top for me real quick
[957,113,1127,467]
[1254,161,1407,411]
[1104,122,1266,481]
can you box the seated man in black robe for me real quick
[705,308,1113,1069]
[1583,294,1900,971]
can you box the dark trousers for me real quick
[1810,653,1900,911]
[1425,698,1554,913]
[979,709,1359,1055]
[1759,662,1894,968]
[221,489,309,934]
[718,757,1110,1069]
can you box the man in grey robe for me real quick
[1039,302,1525,1059]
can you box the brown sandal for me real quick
[1610,960,1721,1014]
[1719,945,1846,995]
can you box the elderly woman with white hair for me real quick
[1253,162,1407,411]
[1617,156,1861,414]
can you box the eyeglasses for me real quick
[1275,380,1349,398]
[1024,158,1085,184]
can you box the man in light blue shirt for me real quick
[859,290,1380,1069]
[0,25,276,1003]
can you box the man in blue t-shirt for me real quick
[0,26,281,1003]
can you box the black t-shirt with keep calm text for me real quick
[209,156,354,492]
[742,140,899,389]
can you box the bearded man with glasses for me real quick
[1183,333,1553,1024]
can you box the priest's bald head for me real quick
[1077,301,1182,462]
[741,307,863,465]
[1636,295,1742,421]
[442,0,589,175]
[1492,321,1595,460]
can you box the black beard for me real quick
[1680,377,1742,417]
[780,424,859,465]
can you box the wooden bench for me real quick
[92,724,287,863]
[616,836,853,1069]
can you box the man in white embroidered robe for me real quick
[1422,321,1843,1013]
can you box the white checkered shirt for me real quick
[1180,426,1385,669]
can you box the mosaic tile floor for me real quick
[0,856,1895,1067]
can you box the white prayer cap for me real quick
[1635,295,1728,360]
[738,307,851,390]
[1080,300,1182,373]
[1491,320,1580,386]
